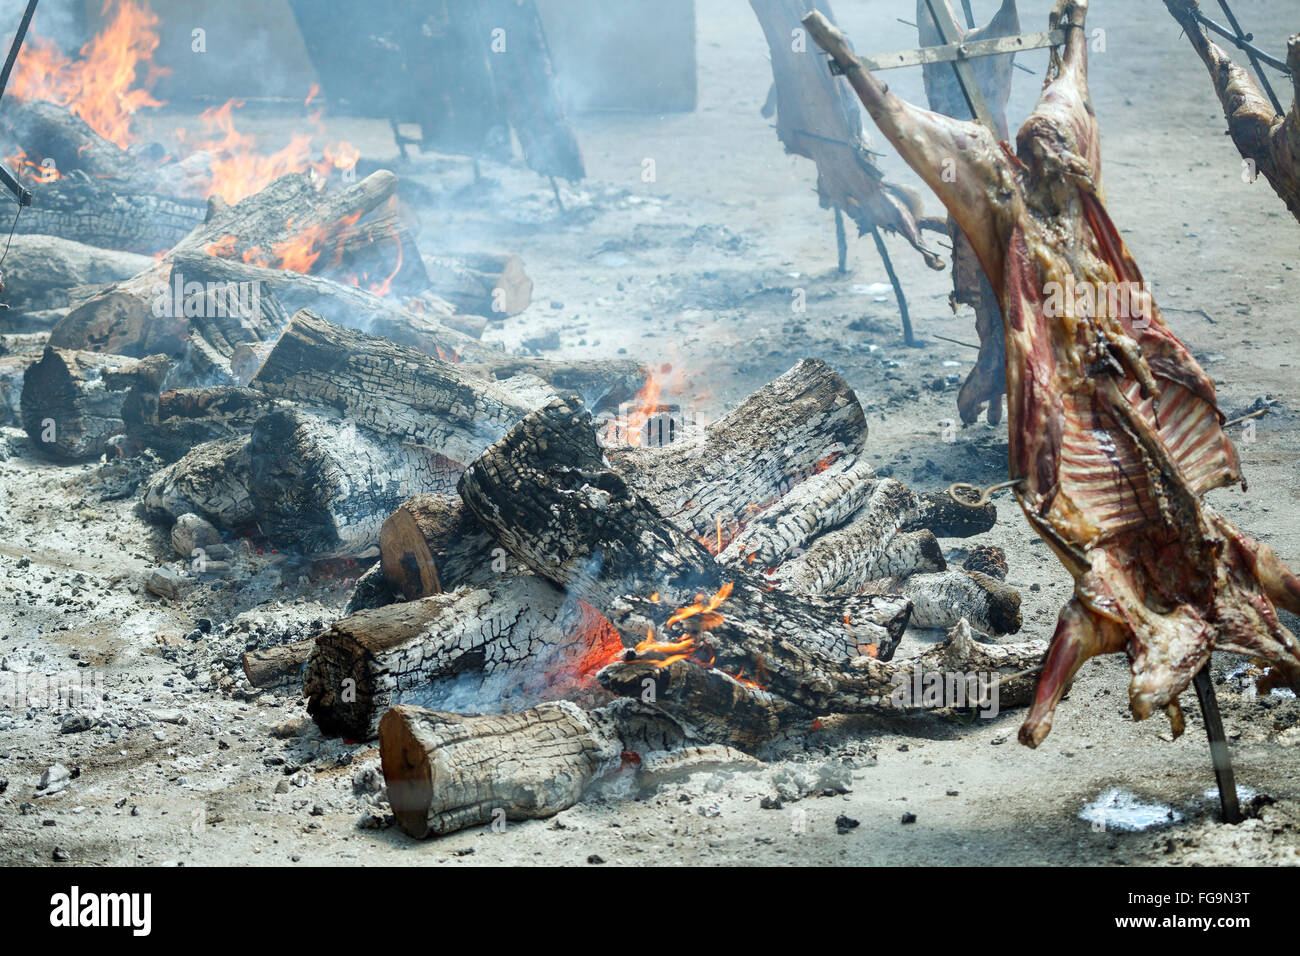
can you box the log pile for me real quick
[2,130,1044,844]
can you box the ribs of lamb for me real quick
[804,0,1300,746]
[1164,0,1300,225]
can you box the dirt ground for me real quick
[2,0,1299,866]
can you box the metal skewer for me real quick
[1192,665,1242,824]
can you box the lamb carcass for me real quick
[803,0,1300,747]
[1164,0,1300,224]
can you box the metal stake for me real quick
[1192,664,1242,825]
[834,206,847,273]
[870,224,916,347]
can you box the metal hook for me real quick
[947,477,1024,508]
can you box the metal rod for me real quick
[1214,0,1285,114]
[921,0,999,132]
[1190,8,1290,76]
[959,0,976,31]
[1192,665,1242,825]
[834,206,847,273]
[870,225,916,347]
[0,0,38,108]
[0,0,38,207]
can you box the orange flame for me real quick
[634,582,734,669]
[9,0,168,148]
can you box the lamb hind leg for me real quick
[1020,598,1125,748]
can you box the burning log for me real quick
[748,0,944,268]
[904,489,997,538]
[304,575,624,739]
[162,251,479,372]
[49,170,403,357]
[460,397,926,712]
[1164,0,1300,223]
[379,619,1049,838]
[423,253,533,319]
[245,407,461,559]
[20,348,169,461]
[605,358,870,544]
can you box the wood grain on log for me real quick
[607,357,870,545]
[381,701,615,838]
[458,397,925,712]
[249,310,544,466]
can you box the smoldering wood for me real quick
[248,310,547,467]
[10,174,207,255]
[305,575,623,740]
[423,252,533,318]
[0,235,154,315]
[597,658,787,751]
[606,357,870,546]
[245,407,462,559]
[20,348,170,461]
[141,436,257,530]
[458,397,935,712]
[895,569,1021,635]
[49,171,401,357]
[121,386,280,462]
[748,0,943,268]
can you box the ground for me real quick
[1,0,1299,866]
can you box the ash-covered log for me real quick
[122,386,279,462]
[248,310,549,467]
[380,702,615,839]
[20,349,170,461]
